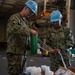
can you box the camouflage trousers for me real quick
[7,53,23,75]
[50,50,70,72]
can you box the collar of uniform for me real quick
[18,13,25,21]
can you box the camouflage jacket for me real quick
[6,13,30,54]
[47,26,73,60]
[47,26,73,50]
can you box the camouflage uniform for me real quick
[46,26,73,72]
[6,13,30,75]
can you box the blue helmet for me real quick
[50,10,62,22]
[25,0,38,14]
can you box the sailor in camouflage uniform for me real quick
[47,10,73,72]
[6,1,38,75]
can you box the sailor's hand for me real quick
[54,48,60,52]
[49,49,55,53]
[30,29,38,35]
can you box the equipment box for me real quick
[54,66,75,75]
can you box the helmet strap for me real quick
[59,19,61,26]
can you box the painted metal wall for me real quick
[0,19,7,42]
[70,0,75,43]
